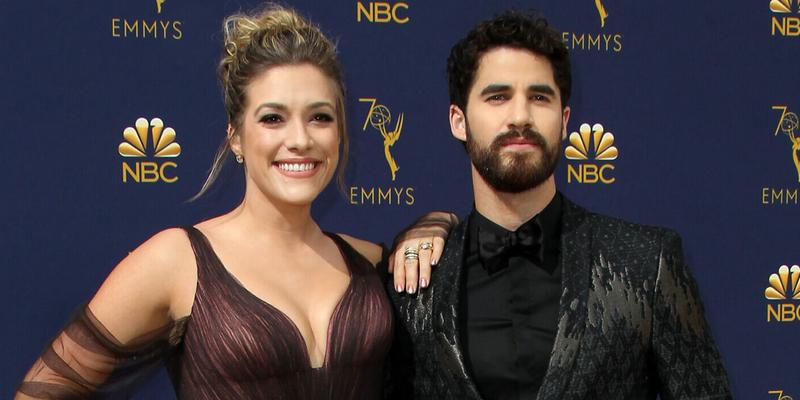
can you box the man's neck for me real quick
[472,167,557,231]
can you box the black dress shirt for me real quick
[459,194,562,400]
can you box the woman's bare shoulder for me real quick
[133,227,195,263]
[336,233,383,266]
[100,228,196,288]
[88,227,197,342]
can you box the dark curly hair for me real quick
[447,10,571,110]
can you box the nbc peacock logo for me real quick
[771,0,794,13]
[565,123,618,184]
[119,117,180,183]
[765,264,800,322]
[770,0,800,36]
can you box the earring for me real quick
[235,154,243,164]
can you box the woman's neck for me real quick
[223,189,322,247]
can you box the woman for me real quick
[16,5,444,399]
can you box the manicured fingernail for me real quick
[408,285,416,294]
[396,284,404,293]
[431,258,439,265]
[420,278,428,288]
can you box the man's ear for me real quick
[228,124,242,155]
[561,106,571,141]
[450,105,467,142]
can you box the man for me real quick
[388,10,731,400]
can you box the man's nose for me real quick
[508,97,533,132]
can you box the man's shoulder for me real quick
[564,197,680,250]
[565,199,687,284]
[589,211,676,239]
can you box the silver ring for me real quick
[404,246,419,260]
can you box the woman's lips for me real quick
[274,160,321,178]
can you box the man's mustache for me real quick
[491,128,548,149]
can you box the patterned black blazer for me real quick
[387,196,731,399]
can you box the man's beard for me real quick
[465,123,561,193]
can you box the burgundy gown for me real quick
[18,227,394,399]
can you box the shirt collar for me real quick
[469,192,563,256]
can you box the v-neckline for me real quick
[192,228,354,370]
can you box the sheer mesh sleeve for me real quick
[17,305,187,399]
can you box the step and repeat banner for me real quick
[1,0,798,398]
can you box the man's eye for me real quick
[260,114,283,124]
[487,94,506,102]
[531,94,549,102]
[312,113,334,122]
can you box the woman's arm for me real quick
[16,228,196,399]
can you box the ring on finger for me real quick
[404,253,419,260]
[418,241,433,251]
[404,246,419,260]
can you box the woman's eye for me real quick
[259,114,283,124]
[312,113,334,122]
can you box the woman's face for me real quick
[231,63,340,208]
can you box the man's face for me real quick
[450,47,570,193]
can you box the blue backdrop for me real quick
[2,1,799,398]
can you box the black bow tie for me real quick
[478,217,544,274]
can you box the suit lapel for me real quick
[431,218,482,399]
[537,197,594,400]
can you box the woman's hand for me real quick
[389,211,458,293]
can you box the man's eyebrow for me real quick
[479,84,511,96]
[529,84,556,95]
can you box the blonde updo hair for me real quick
[193,4,347,200]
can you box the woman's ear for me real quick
[228,124,241,155]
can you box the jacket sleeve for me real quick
[651,231,732,399]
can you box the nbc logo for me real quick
[119,117,181,183]
[765,264,800,322]
[771,0,794,13]
[565,123,618,184]
[356,1,409,24]
[770,0,800,36]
